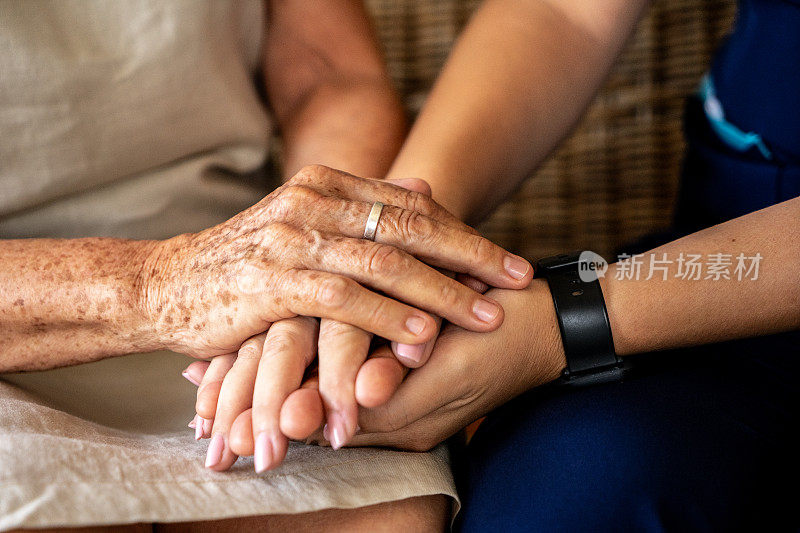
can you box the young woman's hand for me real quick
[341,280,566,452]
[183,323,409,472]
[185,280,567,471]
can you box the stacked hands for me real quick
[146,165,551,473]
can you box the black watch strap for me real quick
[535,252,625,387]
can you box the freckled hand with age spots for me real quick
[0,165,531,376]
[143,165,532,363]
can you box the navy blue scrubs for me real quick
[457,1,800,530]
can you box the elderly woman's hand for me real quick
[142,165,533,360]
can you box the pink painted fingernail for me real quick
[195,417,204,441]
[202,417,213,439]
[188,415,197,429]
[329,412,349,450]
[504,255,530,280]
[205,434,225,468]
[271,434,285,467]
[473,299,500,323]
[405,316,427,336]
[322,423,330,443]
[395,343,426,365]
[254,432,273,474]
[181,370,201,387]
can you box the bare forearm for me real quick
[265,0,406,179]
[279,79,406,178]
[601,198,800,356]
[387,0,647,222]
[0,238,159,371]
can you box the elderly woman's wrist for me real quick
[128,237,180,352]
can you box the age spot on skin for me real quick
[219,291,234,306]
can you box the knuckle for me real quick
[259,221,292,246]
[305,229,328,261]
[394,209,434,242]
[436,281,462,311]
[363,243,406,275]
[262,330,298,358]
[272,185,319,219]
[321,319,358,338]
[316,276,353,308]
[365,297,392,328]
[403,189,436,217]
[469,234,496,261]
[237,342,261,361]
[292,164,331,185]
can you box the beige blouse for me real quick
[0,0,270,239]
[0,1,457,529]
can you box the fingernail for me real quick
[473,299,500,323]
[195,417,204,441]
[203,417,213,439]
[405,316,426,336]
[322,423,330,442]
[254,432,273,474]
[181,370,201,387]
[395,343,426,364]
[504,255,530,280]
[188,415,197,429]
[271,433,285,468]
[329,413,349,450]
[205,434,225,468]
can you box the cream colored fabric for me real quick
[0,0,269,239]
[0,354,455,530]
[0,1,457,529]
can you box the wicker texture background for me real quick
[365,0,737,259]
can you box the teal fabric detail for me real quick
[699,75,773,160]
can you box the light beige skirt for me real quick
[0,352,457,531]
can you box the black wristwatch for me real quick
[535,252,626,387]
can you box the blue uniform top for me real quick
[710,0,800,160]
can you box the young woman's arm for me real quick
[351,196,800,450]
[387,0,648,223]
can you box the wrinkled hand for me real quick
[185,177,510,470]
[142,165,532,360]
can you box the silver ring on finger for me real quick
[363,201,384,241]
